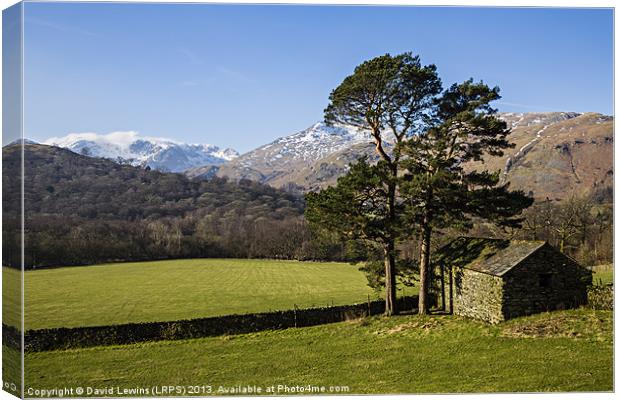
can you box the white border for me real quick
[0,2,616,400]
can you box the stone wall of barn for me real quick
[501,244,592,320]
[451,267,505,323]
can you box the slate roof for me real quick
[434,237,547,277]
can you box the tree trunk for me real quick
[381,173,399,316]
[440,264,446,312]
[418,217,432,315]
[448,266,454,314]
[383,243,397,316]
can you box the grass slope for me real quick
[17,309,612,395]
[4,259,413,330]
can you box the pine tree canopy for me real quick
[306,52,533,315]
[400,78,534,231]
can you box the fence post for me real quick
[293,304,298,328]
[449,266,454,314]
[440,264,446,312]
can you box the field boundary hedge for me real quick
[3,296,422,352]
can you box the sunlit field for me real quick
[3,259,417,330]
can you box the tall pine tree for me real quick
[313,53,441,315]
[400,80,534,314]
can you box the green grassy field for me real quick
[592,264,613,286]
[3,259,416,330]
[12,308,612,395]
[3,260,612,331]
[2,266,21,328]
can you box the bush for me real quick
[587,285,613,310]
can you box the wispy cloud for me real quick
[216,66,256,85]
[180,80,201,87]
[44,131,180,147]
[178,77,216,88]
[177,47,202,65]
[178,67,255,89]
[496,101,565,112]
[25,16,101,38]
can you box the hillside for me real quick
[469,112,613,201]
[3,144,300,220]
[213,112,613,201]
[2,144,307,267]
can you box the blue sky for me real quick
[21,3,613,152]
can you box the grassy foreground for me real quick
[16,308,612,395]
[4,259,412,330]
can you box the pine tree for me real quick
[400,79,534,314]
[309,53,441,315]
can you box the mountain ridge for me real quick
[34,111,613,202]
[43,131,239,173]
[213,111,613,201]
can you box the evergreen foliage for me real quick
[308,54,534,315]
[315,53,442,315]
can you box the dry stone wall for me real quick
[4,296,422,352]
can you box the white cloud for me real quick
[44,131,143,148]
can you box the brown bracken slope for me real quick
[211,112,613,201]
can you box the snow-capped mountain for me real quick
[216,122,375,184]
[3,138,39,146]
[44,131,239,172]
[236,122,373,167]
[216,112,613,201]
[498,112,583,129]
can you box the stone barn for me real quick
[433,237,592,324]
